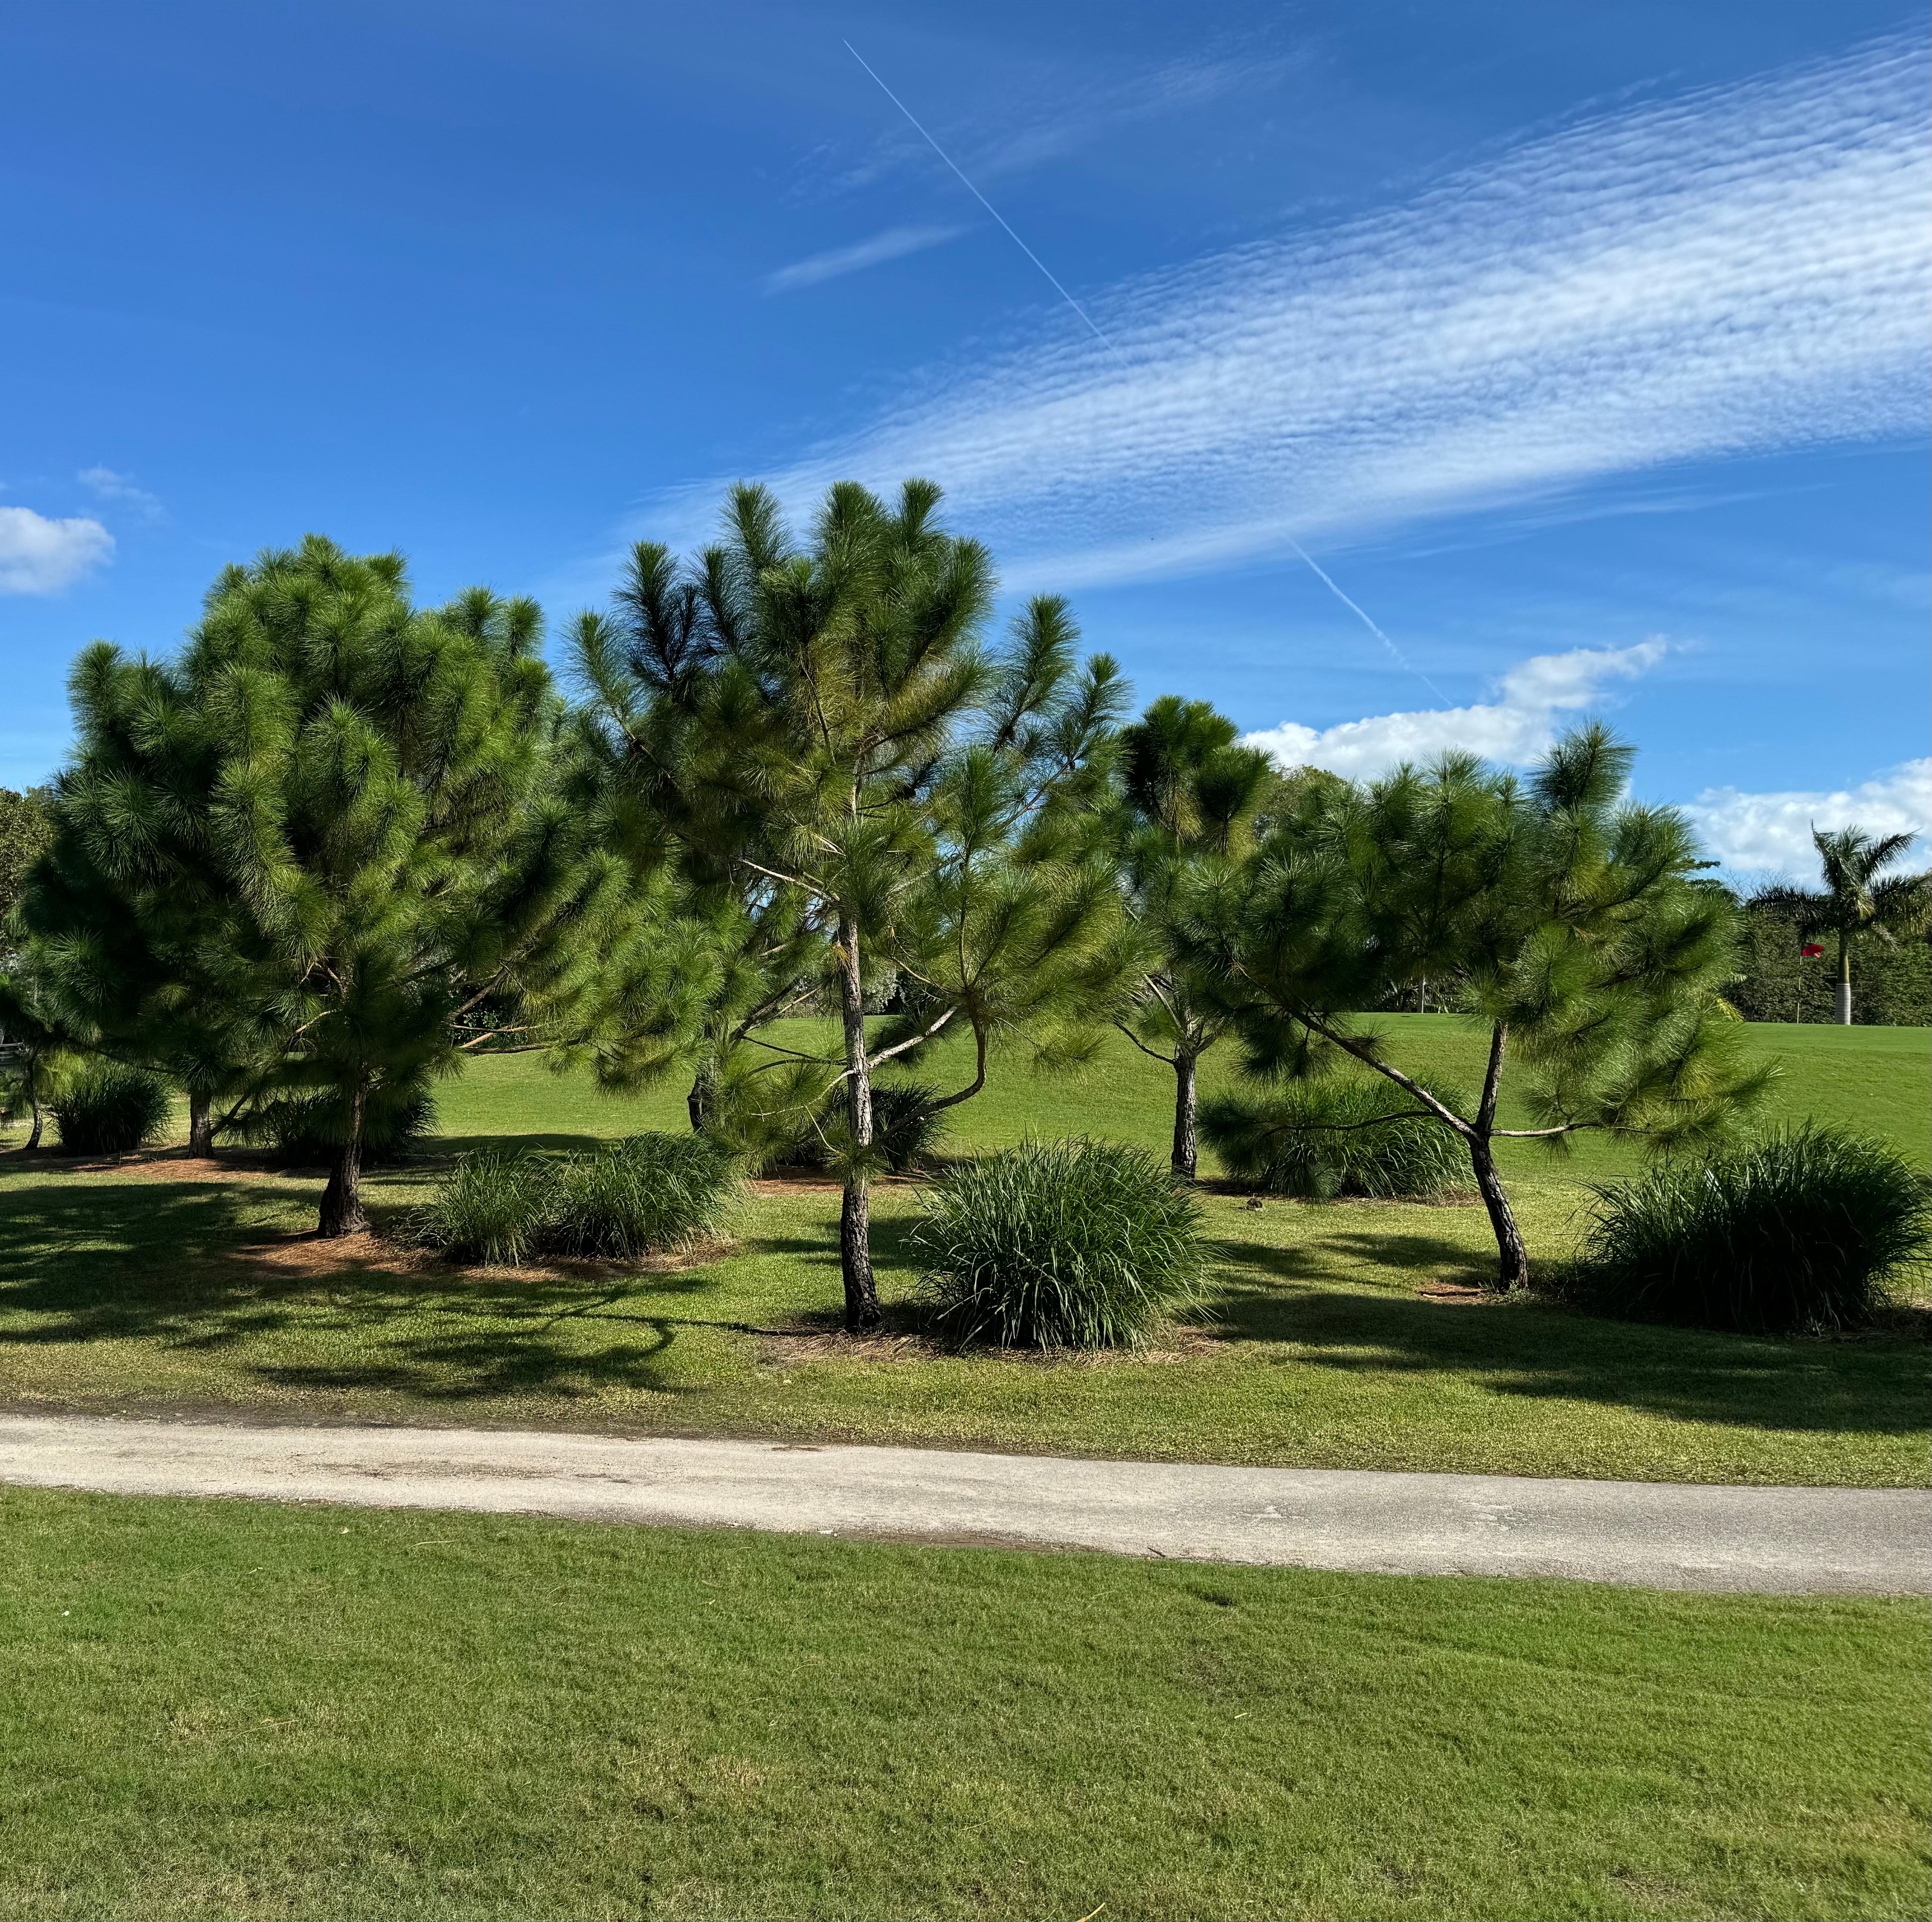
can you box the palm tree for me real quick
[1755,826,1931,1025]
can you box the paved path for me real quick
[2,1412,1924,1594]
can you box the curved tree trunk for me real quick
[25,1088,42,1151]
[836,915,880,1333]
[1170,1050,1199,1182]
[1468,1132,1530,1290]
[317,1082,369,1237]
[188,1090,215,1159]
[1470,1021,1528,1289]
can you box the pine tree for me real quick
[576,480,1126,1329]
[1191,727,1766,1287]
[25,536,670,1232]
[1114,696,1277,1179]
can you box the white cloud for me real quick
[764,223,965,294]
[78,465,167,523]
[0,505,114,594]
[723,32,1930,589]
[1686,759,1931,878]
[1245,640,1666,780]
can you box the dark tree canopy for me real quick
[23,536,673,1229]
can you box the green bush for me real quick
[1200,1077,1469,1199]
[238,1084,436,1167]
[416,1148,553,1265]
[545,1132,739,1259]
[913,1136,1205,1350]
[418,1132,739,1266]
[768,1079,949,1175]
[869,1082,949,1173]
[1573,1125,1930,1334]
[50,1063,174,1157]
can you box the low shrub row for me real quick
[418,1132,740,1264]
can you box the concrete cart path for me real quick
[3,1412,1925,1594]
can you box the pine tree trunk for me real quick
[188,1090,215,1159]
[1468,1132,1530,1290]
[1469,1021,1528,1289]
[317,1082,369,1238]
[687,1060,716,1134]
[836,915,880,1333]
[1170,1051,1199,1182]
[1836,936,1853,1025]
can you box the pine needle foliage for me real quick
[1200,1077,1471,1199]
[1188,726,1768,1288]
[576,480,1128,1330]
[1113,697,1277,1179]
[1572,1125,1930,1333]
[913,1136,1205,1349]
[24,537,681,1235]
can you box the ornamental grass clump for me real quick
[913,1136,1205,1350]
[416,1148,553,1265]
[50,1063,174,1157]
[1200,1078,1470,1199]
[544,1132,739,1259]
[1575,1124,1929,1334]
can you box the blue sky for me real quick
[3,0,1926,879]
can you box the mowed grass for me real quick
[0,1021,1925,1485]
[3,1485,1925,1922]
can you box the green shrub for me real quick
[768,1079,949,1176]
[913,1136,1205,1349]
[545,1132,739,1259]
[238,1083,436,1167]
[416,1148,553,1265]
[1200,1077,1469,1199]
[50,1063,174,1157]
[1573,1124,1930,1334]
[870,1081,949,1173]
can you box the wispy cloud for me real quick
[78,465,168,523]
[1687,759,1931,878]
[1244,641,1666,780]
[763,222,965,294]
[727,33,1929,589]
[0,505,114,594]
[828,43,1289,196]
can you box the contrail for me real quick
[843,39,1447,706]
[1285,537,1451,704]
[842,41,1126,367]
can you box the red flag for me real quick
[1799,942,1824,958]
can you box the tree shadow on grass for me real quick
[1205,1233,1931,1438]
[0,1175,775,1405]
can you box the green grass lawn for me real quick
[0,1020,1925,1485]
[3,1484,1924,1922]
